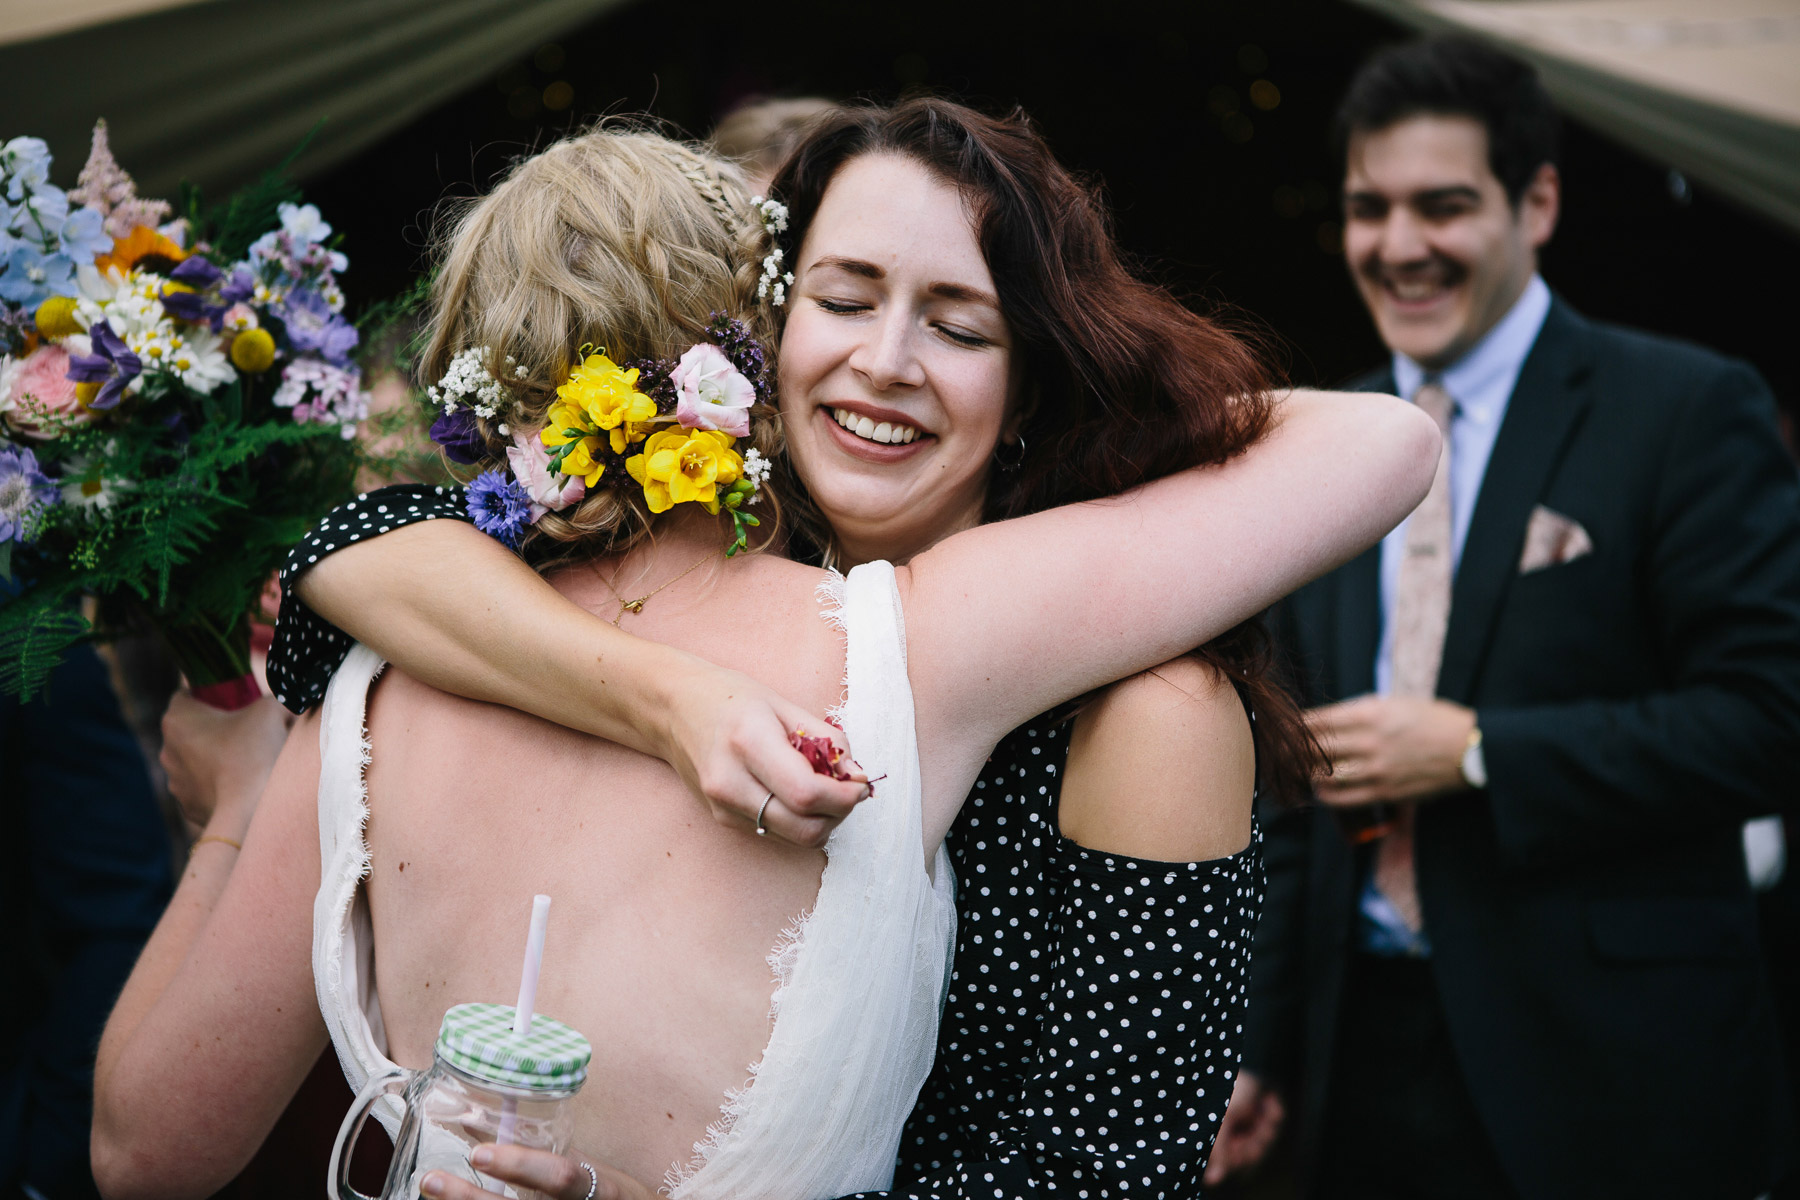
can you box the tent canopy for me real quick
[1351,0,1800,234]
[0,0,627,198]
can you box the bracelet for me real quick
[190,834,243,853]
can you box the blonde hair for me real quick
[422,124,781,564]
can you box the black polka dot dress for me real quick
[269,485,1266,1198]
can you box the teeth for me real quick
[833,407,921,444]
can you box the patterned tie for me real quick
[1376,380,1454,932]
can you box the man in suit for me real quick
[1207,36,1800,1200]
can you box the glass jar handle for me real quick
[329,1065,409,1200]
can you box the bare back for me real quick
[360,545,845,1185]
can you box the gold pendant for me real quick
[623,599,646,614]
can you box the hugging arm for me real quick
[91,716,328,1200]
[275,487,865,845]
[903,389,1438,840]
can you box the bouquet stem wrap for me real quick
[162,612,261,710]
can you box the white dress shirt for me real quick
[1359,275,1552,957]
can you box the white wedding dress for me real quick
[311,562,956,1198]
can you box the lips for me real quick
[816,403,931,462]
[1364,258,1467,313]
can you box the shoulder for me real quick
[1569,308,1772,414]
[1058,658,1255,861]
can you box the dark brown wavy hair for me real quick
[767,97,1320,802]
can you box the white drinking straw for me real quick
[495,894,552,1152]
[513,894,552,1034]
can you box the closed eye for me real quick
[814,297,869,315]
[936,324,989,348]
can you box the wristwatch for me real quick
[1459,725,1488,789]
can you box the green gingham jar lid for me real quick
[435,1002,592,1094]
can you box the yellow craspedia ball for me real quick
[230,328,276,373]
[34,295,81,340]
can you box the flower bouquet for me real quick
[0,122,372,705]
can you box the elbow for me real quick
[92,1094,237,1200]
[1383,399,1442,521]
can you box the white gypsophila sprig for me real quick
[427,346,519,419]
[750,196,796,307]
[741,447,772,503]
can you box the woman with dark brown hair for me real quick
[176,99,1422,1195]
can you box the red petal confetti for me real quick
[790,726,883,794]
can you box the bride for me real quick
[92,125,1433,1199]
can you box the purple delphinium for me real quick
[429,407,486,464]
[275,288,358,365]
[220,265,256,306]
[65,320,141,409]
[0,445,57,543]
[466,469,533,549]
[159,255,228,327]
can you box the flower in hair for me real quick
[429,345,520,420]
[749,196,795,307]
[625,427,742,514]
[541,350,658,485]
[466,467,534,548]
[671,343,754,436]
[506,430,585,520]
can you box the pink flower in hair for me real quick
[671,342,754,437]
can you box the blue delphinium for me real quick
[466,468,533,548]
[0,243,75,307]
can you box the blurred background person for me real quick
[1,636,172,1200]
[1213,35,1800,1200]
[709,95,840,193]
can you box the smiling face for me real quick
[1343,114,1558,370]
[777,153,1018,567]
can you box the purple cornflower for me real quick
[0,445,57,543]
[466,468,533,548]
[275,288,358,365]
[65,320,141,409]
[429,407,486,464]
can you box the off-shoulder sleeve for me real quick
[266,484,469,712]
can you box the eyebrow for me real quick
[808,254,1001,310]
[1344,185,1484,206]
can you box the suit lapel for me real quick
[1437,299,1595,703]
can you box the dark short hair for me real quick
[1335,35,1561,204]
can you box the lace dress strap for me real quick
[669,561,956,1199]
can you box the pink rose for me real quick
[2,343,93,440]
[507,430,586,522]
[671,343,755,437]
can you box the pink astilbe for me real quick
[67,120,172,239]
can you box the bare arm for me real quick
[295,520,865,845]
[92,714,329,1200]
[1059,658,1255,860]
[904,389,1437,841]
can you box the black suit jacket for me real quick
[1247,298,1800,1200]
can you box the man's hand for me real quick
[1204,1071,1285,1185]
[1308,694,1476,807]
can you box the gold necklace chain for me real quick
[592,549,719,626]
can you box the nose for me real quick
[1376,207,1431,268]
[847,305,926,392]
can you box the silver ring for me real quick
[578,1159,598,1200]
[755,792,774,836]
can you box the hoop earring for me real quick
[994,435,1027,473]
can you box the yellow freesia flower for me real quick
[553,352,658,453]
[626,428,742,514]
[560,438,606,488]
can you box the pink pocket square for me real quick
[1519,505,1593,574]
